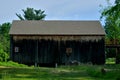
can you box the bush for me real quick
[0,49,9,62]
[106,48,116,58]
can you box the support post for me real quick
[116,48,120,64]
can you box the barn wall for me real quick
[11,36,105,65]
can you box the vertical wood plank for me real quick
[10,36,13,60]
[35,39,38,67]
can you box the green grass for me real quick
[0,61,28,68]
[0,64,120,80]
[106,58,116,64]
[0,61,120,80]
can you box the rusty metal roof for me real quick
[9,20,105,36]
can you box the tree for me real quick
[0,23,11,56]
[0,23,11,40]
[101,0,120,63]
[16,7,46,20]
[101,0,120,43]
[0,23,11,62]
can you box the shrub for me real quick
[0,49,9,62]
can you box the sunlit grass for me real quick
[0,61,28,68]
[106,58,116,64]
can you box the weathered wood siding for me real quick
[11,36,105,65]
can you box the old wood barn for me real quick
[9,20,105,66]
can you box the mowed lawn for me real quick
[0,63,120,80]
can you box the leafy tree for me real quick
[0,23,11,40]
[16,7,46,20]
[101,0,120,44]
[0,23,11,60]
[101,0,120,63]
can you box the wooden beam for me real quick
[105,44,120,48]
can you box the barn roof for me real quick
[9,20,105,36]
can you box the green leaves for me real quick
[101,0,120,41]
[16,7,46,20]
[0,23,11,40]
[0,43,9,62]
[0,23,11,61]
[101,0,120,58]
[115,0,120,4]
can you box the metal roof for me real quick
[9,20,105,36]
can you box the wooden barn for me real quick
[9,20,105,66]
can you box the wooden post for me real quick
[116,48,120,64]
[115,39,120,64]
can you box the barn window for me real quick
[14,47,19,52]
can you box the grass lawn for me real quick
[0,64,120,80]
[0,60,120,80]
[106,58,116,64]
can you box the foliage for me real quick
[0,23,11,61]
[0,48,9,62]
[101,0,120,42]
[105,48,116,58]
[16,7,46,20]
[101,0,120,59]
[0,23,11,40]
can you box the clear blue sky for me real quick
[0,0,115,24]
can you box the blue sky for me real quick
[0,0,115,24]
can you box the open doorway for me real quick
[105,45,120,64]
